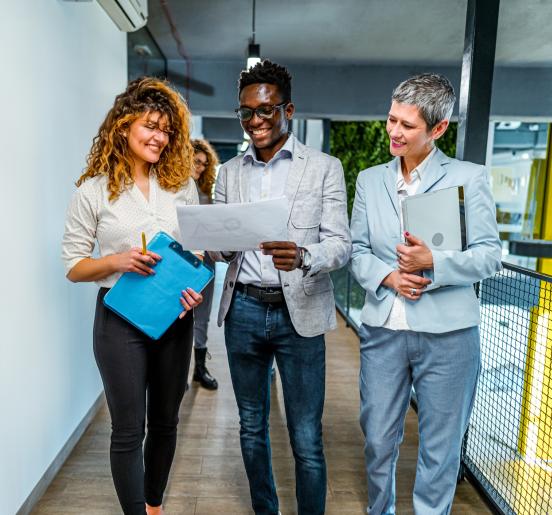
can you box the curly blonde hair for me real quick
[76,77,193,201]
[192,139,219,197]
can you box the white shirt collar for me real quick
[243,133,295,165]
[396,147,437,189]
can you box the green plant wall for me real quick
[330,121,457,214]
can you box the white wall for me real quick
[0,2,127,513]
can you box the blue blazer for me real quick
[350,148,502,333]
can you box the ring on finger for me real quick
[411,288,417,295]
[397,252,402,260]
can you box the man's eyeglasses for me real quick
[235,102,288,122]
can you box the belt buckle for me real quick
[261,289,282,303]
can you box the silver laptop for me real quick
[401,185,467,252]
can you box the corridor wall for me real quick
[0,1,127,513]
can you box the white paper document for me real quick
[176,197,289,251]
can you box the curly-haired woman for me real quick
[189,138,220,389]
[62,77,203,515]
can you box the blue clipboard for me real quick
[103,231,214,340]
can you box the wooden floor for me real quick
[33,281,491,514]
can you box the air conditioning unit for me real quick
[97,0,148,32]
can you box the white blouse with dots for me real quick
[62,173,199,288]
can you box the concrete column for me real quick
[455,0,500,164]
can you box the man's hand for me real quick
[382,270,431,301]
[260,241,302,271]
[396,232,433,274]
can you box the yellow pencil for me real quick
[141,232,147,255]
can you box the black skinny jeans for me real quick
[93,288,193,514]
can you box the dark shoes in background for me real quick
[193,347,219,390]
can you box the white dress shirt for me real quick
[62,173,199,288]
[237,135,295,287]
[383,147,436,330]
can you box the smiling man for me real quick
[210,60,351,515]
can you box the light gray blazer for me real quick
[210,138,352,338]
[350,148,502,334]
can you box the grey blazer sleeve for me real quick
[304,157,352,276]
[350,175,395,300]
[430,166,502,286]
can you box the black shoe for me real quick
[193,347,218,390]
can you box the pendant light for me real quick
[247,0,261,69]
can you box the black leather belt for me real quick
[235,282,285,304]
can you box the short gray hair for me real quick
[391,73,455,129]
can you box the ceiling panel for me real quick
[145,0,552,66]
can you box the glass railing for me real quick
[330,266,364,331]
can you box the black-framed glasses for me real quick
[235,102,288,121]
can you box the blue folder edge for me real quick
[103,231,214,340]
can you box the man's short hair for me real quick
[392,73,455,129]
[238,60,292,103]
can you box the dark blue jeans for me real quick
[225,290,327,515]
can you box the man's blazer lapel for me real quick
[284,139,308,222]
[418,148,449,193]
[383,158,400,219]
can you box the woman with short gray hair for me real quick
[350,73,501,514]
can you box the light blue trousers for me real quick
[358,324,480,515]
